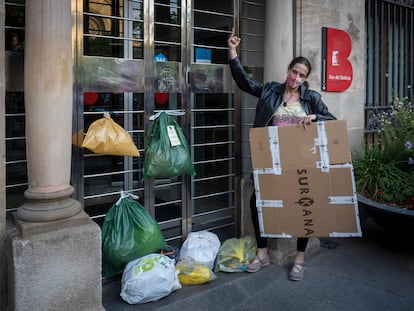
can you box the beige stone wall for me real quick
[295,0,366,151]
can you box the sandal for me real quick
[288,262,305,281]
[246,255,270,273]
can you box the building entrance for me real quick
[73,0,239,247]
[5,0,266,263]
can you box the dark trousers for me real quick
[250,192,309,252]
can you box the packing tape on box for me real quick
[253,172,284,208]
[268,126,282,174]
[267,122,331,173]
[329,232,362,237]
[328,196,356,204]
[256,199,284,208]
[261,232,293,238]
[256,200,293,238]
[315,121,330,172]
[253,168,280,174]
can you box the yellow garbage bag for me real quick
[82,113,140,157]
[71,128,85,147]
[176,259,216,285]
[215,235,257,272]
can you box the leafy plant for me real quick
[353,97,414,209]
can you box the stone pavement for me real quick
[102,218,414,311]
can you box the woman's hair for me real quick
[288,56,312,88]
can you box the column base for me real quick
[14,209,90,238]
[7,213,103,311]
[16,186,82,223]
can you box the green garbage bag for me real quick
[102,192,168,278]
[215,235,257,272]
[143,111,195,180]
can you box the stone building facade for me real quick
[0,0,377,309]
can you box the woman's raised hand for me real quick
[228,28,241,59]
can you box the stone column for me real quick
[264,0,294,82]
[16,0,81,222]
[7,1,103,310]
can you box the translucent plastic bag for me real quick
[142,111,195,179]
[215,235,257,272]
[82,112,140,156]
[176,258,216,285]
[179,230,221,270]
[121,253,181,304]
[102,192,168,277]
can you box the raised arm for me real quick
[228,28,263,97]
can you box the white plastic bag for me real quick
[179,230,221,270]
[120,253,181,304]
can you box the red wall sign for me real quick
[321,27,353,92]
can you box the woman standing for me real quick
[228,30,336,281]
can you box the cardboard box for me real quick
[249,120,361,238]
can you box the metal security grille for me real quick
[239,0,265,180]
[72,0,242,248]
[3,0,266,243]
[365,0,414,143]
[77,0,147,230]
[75,0,191,246]
[5,0,26,216]
[187,1,237,237]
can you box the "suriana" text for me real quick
[294,169,315,236]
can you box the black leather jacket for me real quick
[229,57,337,127]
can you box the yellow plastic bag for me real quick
[82,113,140,157]
[176,259,216,285]
[215,235,257,272]
[71,128,85,147]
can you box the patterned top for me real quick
[272,102,307,126]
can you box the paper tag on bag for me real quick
[167,125,181,146]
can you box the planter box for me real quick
[357,194,414,235]
[249,120,362,238]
